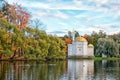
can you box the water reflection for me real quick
[94,60,120,80]
[67,60,94,80]
[0,60,120,80]
[0,61,67,80]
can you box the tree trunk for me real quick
[10,50,17,59]
[0,53,2,59]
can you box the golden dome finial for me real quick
[75,36,87,42]
[88,44,94,47]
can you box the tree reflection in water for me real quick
[0,60,120,80]
[0,61,67,80]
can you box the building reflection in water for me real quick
[67,60,94,80]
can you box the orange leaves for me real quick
[12,46,19,52]
[2,3,30,30]
[15,5,30,29]
[64,38,72,44]
[12,46,17,51]
[83,34,89,40]
[0,13,4,18]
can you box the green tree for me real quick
[48,35,66,59]
[109,32,120,43]
[89,30,106,55]
[96,38,119,57]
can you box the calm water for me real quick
[0,60,120,80]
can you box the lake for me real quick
[0,60,120,80]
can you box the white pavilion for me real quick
[68,31,94,58]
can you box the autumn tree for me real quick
[0,1,30,29]
[0,0,66,60]
[83,34,92,44]
[64,38,72,44]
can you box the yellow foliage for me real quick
[7,39,11,43]
[12,47,17,51]
[3,33,9,38]
[23,43,27,46]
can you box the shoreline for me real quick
[0,57,120,61]
[68,57,120,60]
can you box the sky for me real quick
[6,0,120,36]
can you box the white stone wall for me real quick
[76,42,83,56]
[68,44,73,56]
[83,42,88,56]
[72,42,76,56]
[87,47,94,57]
[68,41,94,57]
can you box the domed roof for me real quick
[88,44,94,47]
[75,37,87,42]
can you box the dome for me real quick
[75,37,87,42]
[88,44,94,47]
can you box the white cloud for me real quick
[6,0,20,4]
[74,14,89,20]
[7,0,50,9]
[21,2,50,9]
[74,13,106,24]
[86,15,104,22]
[32,9,69,19]
[73,0,83,6]
[107,31,120,35]
[47,0,58,2]
[54,11,68,19]
[89,0,120,15]
[86,25,120,35]
[59,22,68,26]
[87,27,100,32]
[36,11,47,16]
[90,0,108,4]
[68,24,120,35]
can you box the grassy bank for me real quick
[92,57,120,60]
[68,57,120,60]
[0,57,120,61]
